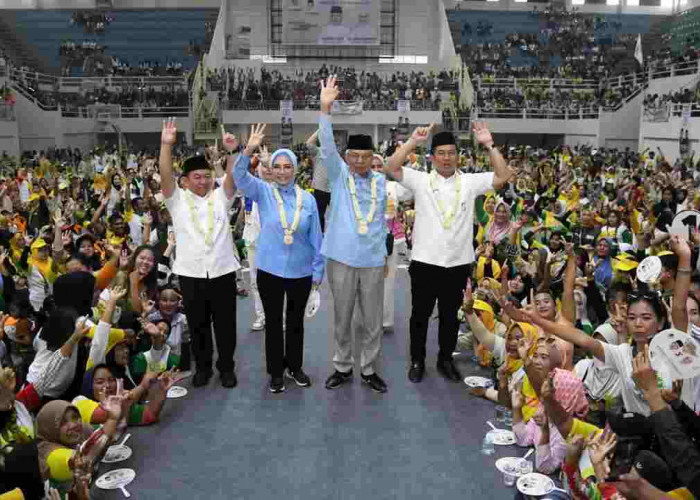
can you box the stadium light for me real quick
[571,0,585,5]
[379,55,428,64]
[513,0,528,3]
[606,0,619,5]
[486,0,500,3]
[627,0,639,5]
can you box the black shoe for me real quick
[220,371,238,388]
[324,370,353,389]
[436,359,461,382]
[408,362,425,383]
[285,368,312,387]
[269,377,285,393]
[361,373,388,393]
[193,369,213,388]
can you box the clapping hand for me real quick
[108,285,127,304]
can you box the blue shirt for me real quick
[318,114,387,268]
[234,154,325,283]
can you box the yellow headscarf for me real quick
[504,322,539,376]
[474,300,496,367]
[29,239,56,282]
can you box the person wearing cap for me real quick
[318,76,389,393]
[385,121,513,384]
[234,125,324,394]
[158,118,240,389]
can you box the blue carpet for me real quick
[91,264,525,499]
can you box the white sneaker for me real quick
[252,317,265,331]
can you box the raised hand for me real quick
[108,285,127,303]
[632,344,657,393]
[161,117,177,146]
[61,230,72,247]
[167,231,176,248]
[462,278,474,315]
[220,125,239,153]
[244,123,267,155]
[670,233,691,258]
[142,213,153,226]
[472,121,494,148]
[661,380,683,403]
[517,336,533,362]
[73,318,90,338]
[320,75,340,113]
[102,394,124,421]
[409,123,436,146]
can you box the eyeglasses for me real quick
[628,290,662,304]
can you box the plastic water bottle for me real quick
[481,433,495,456]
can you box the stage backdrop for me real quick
[282,0,380,46]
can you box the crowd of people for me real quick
[0,71,698,498]
[215,65,454,111]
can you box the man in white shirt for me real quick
[159,118,241,388]
[385,122,513,383]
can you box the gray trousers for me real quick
[327,259,385,376]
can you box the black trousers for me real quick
[408,261,470,364]
[179,272,237,374]
[257,269,313,378]
[312,189,331,232]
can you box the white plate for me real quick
[102,445,132,464]
[96,468,136,497]
[487,429,516,446]
[637,256,662,283]
[495,457,527,475]
[167,386,188,399]
[516,473,555,496]
[463,376,493,388]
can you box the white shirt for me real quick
[400,168,494,268]
[165,185,240,279]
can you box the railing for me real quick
[61,106,189,118]
[8,66,188,91]
[223,99,441,112]
[474,107,600,120]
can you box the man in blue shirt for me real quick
[318,75,389,393]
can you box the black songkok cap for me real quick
[431,131,456,151]
[182,155,211,175]
[347,134,373,151]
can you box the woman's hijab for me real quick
[269,149,298,189]
[504,322,539,376]
[486,201,513,244]
[36,401,84,479]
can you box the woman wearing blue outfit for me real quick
[233,124,325,394]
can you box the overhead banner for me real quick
[282,0,380,46]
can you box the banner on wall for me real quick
[280,100,294,121]
[397,100,410,114]
[282,0,380,46]
[332,101,363,115]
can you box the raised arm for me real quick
[234,123,267,201]
[560,244,577,324]
[221,125,240,200]
[508,305,606,361]
[670,235,691,332]
[472,121,513,190]
[159,118,177,198]
[318,76,344,182]
[385,124,435,182]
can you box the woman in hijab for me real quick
[512,337,588,474]
[593,238,613,290]
[37,397,122,497]
[234,132,324,394]
[496,322,540,421]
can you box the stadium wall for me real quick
[0,122,20,158]
[639,117,696,162]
